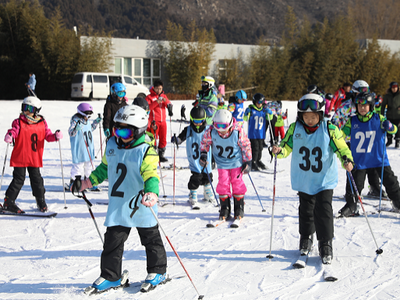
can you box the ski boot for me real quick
[319,240,333,264]
[395,138,399,149]
[65,179,74,191]
[203,183,217,205]
[233,195,244,220]
[158,148,168,163]
[219,195,231,220]
[85,270,129,295]
[3,196,24,214]
[338,202,359,217]
[140,272,168,292]
[391,199,400,212]
[367,187,387,198]
[257,160,267,170]
[299,234,313,255]
[189,190,199,209]
[36,198,48,212]
[386,135,393,147]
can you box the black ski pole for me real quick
[347,169,383,255]
[203,164,219,207]
[248,173,266,212]
[57,138,67,209]
[0,143,10,192]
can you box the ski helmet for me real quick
[297,93,325,123]
[201,76,215,91]
[375,94,383,107]
[213,109,233,132]
[111,82,126,98]
[22,96,42,116]
[253,93,265,105]
[307,84,325,98]
[352,80,369,94]
[132,97,149,112]
[113,105,148,142]
[354,92,375,112]
[77,103,93,118]
[325,93,334,101]
[235,90,247,102]
[190,106,206,133]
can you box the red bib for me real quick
[10,120,46,167]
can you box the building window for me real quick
[115,58,122,74]
[219,59,236,83]
[124,58,132,76]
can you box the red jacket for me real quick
[330,87,346,112]
[146,87,171,124]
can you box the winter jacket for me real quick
[102,95,128,133]
[200,118,252,163]
[330,87,346,112]
[382,89,400,120]
[146,87,171,124]
[26,74,36,90]
[198,89,218,124]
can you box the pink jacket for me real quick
[7,114,57,142]
[200,119,252,162]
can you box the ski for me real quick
[84,270,129,296]
[160,164,189,171]
[206,217,228,228]
[190,202,200,210]
[140,274,181,293]
[254,169,285,174]
[0,209,57,218]
[230,217,242,228]
[293,253,308,269]
[321,261,338,282]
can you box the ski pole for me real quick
[58,139,67,209]
[248,173,266,212]
[170,116,173,158]
[72,176,104,244]
[203,164,220,207]
[158,161,167,201]
[95,138,107,159]
[266,151,278,260]
[379,105,388,217]
[173,134,177,206]
[0,143,10,192]
[267,122,277,259]
[82,134,95,170]
[347,170,383,255]
[27,87,37,97]
[147,204,204,300]
[98,113,103,158]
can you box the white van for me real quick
[71,72,150,100]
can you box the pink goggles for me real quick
[214,122,231,131]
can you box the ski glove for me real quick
[382,120,394,132]
[75,121,82,132]
[55,130,63,140]
[142,192,158,207]
[171,136,182,145]
[199,152,208,167]
[104,128,111,138]
[167,104,173,117]
[241,161,252,174]
[94,117,102,124]
[4,133,12,144]
[70,177,92,194]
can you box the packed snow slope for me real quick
[0,99,399,300]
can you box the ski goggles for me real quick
[83,110,93,116]
[22,104,38,114]
[214,122,230,130]
[355,86,370,93]
[114,125,134,139]
[354,98,369,105]
[191,118,205,125]
[297,99,323,112]
[116,91,126,98]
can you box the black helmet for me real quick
[190,106,206,133]
[132,97,149,111]
[354,92,375,113]
[252,93,265,105]
[307,84,325,97]
[325,93,334,101]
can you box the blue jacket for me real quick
[27,74,36,90]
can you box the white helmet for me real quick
[113,105,148,140]
[213,109,233,132]
[201,76,215,90]
[352,80,370,94]
[297,93,325,113]
[22,96,42,115]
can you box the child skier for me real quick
[243,93,272,171]
[228,90,247,127]
[67,103,101,191]
[71,105,167,294]
[199,109,252,226]
[171,107,216,209]
[271,101,287,142]
[272,93,353,264]
[103,82,128,139]
[339,92,400,216]
[2,96,63,213]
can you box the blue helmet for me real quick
[235,90,247,102]
[111,82,126,98]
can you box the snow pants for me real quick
[188,171,213,190]
[153,121,168,149]
[298,189,334,242]
[250,139,264,163]
[345,166,400,205]
[274,126,285,142]
[6,167,45,201]
[100,225,167,282]
[70,161,92,180]
[216,167,247,198]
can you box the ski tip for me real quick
[376,248,383,255]
[206,224,215,228]
[324,276,338,282]
[198,295,205,299]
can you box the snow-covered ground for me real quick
[0,99,399,300]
